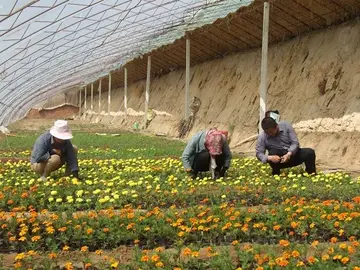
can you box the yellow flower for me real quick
[111,260,119,268]
[15,253,25,261]
[155,261,164,268]
[64,261,73,270]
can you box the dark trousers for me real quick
[192,151,226,178]
[268,148,316,175]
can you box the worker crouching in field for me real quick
[182,128,232,179]
[30,120,80,180]
[256,117,316,176]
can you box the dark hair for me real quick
[261,117,277,130]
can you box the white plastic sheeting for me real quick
[0,0,252,125]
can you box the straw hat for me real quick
[49,120,73,140]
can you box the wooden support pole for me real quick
[79,88,82,117]
[98,79,102,115]
[124,68,128,117]
[259,2,269,131]
[108,73,112,115]
[144,56,151,127]
[185,38,190,119]
[90,83,94,111]
[84,86,87,113]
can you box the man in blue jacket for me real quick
[182,128,232,179]
[30,120,80,180]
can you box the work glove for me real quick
[219,167,229,178]
[185,168,196,179]
[72,170,81,180]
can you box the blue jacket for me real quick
[182,130,232,170]
[30,131,78,172]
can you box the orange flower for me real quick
[311,240,319,248]
[273,225,281,231]
[95,249,103,255]
[103,228,109,233]
[31,235,40,242]
[348,246,356,254]
[279,240,290,247]
[86,228,93,235]
[275,257,289,267]
[85,263,92,269]
[307,256,316,264]
[291,250,300,258]
[182,247,192,256]
[151,255,160,262]
[141,255,149,262]
[63,245,70,251]
[58,227,67,232]
[80,246,88,252]
[341,257,350,264]
[352,196,360,203]
[290,222,298,229]
[322,254,330,261]
[232,240,239,246]
[48,253,57,259]
[330,237,337,243]
[14,262,22,268]
[155,247,165,252]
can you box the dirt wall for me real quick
[26,105,79,120]
[81,19,360,170]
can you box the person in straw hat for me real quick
[182,128,232,179]
[30,120,80,180]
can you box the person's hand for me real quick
[185,168,193,178]
[53,148,61,156]
[281,152,291,163]
[268,155,281,163]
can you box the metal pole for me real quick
[124,68,128,117]
[84,86,87,113]
[91,83,93,111]
[108,73,111,115]
[185,38,190,119]
[259,2,269,131]
[79,88,82,117]
[98,79,102,115]
[144,56,151,126]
